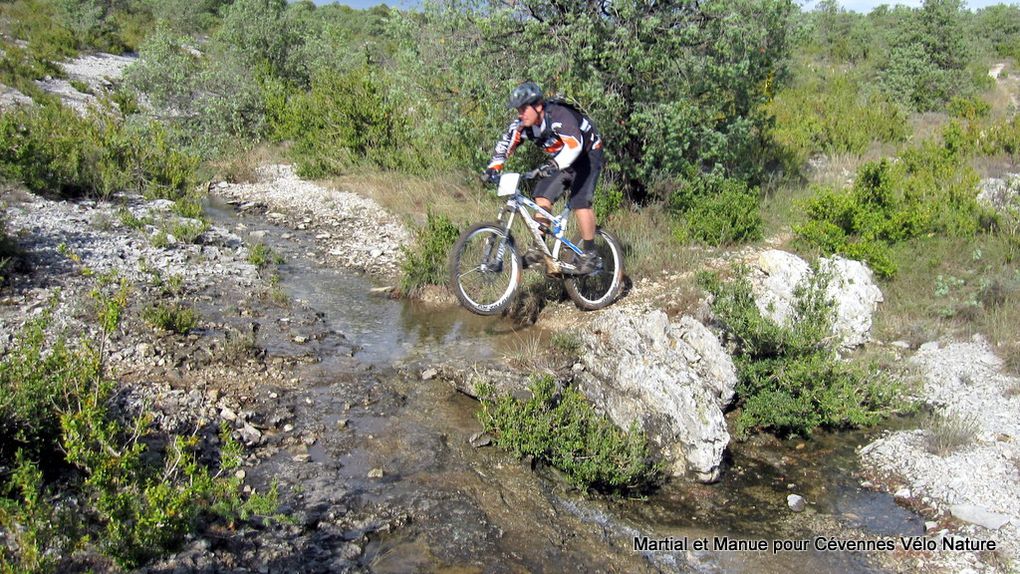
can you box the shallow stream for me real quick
[207,197,924,573]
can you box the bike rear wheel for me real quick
[449,222,522,315]
[563,228,623,311]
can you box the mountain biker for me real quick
[482,81,605,274]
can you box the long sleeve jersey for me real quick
[486,102,603,172]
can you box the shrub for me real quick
[287,66,414,177]
[0,214,22,285]
[701,270,906,437]
[399,211,459,296]
[0,102,198,200]
[247,242,284,269]
[669,172,763,246]
[0,288,272,570]
[476,375,662,494]
[794,140,988,278]
[593,183,624,222]
[168,219,209,244]
[766,66,909,173]
[142,303,198,334]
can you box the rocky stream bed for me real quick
[1,52,1019,573]
[2,163,1017,573]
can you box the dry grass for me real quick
[872,235,1020,349]
[503,333,547,371]
[908,111,951,144]
[604,203,704,279]
[922,409,980,456]
[207,144,291,184]
[328,170,494,229]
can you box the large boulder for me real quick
[578,309,737,483]
[748,250,883,349]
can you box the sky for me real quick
[309,0,1018,11]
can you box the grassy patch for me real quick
[550,331,583,356]
[476,375,662,494]
[247,242,284,269]
[142,303,198,334]
[607,203,701,280]
[873,235,1020,348]
[399,211,459,296]
[504,334,546,371]
[922,410,979,456]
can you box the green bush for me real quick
[593,183,624,222]
[700,270,905,437]
[0,214,21,285]
[0,287,272,570]
[477,375,662,494]
[286,66,415,177]
[669,172,762,246]
[399,211,459,296]
[794,140,988,278]
[0,102,198,200]
[766,65,909,172]
[247,242,284,269]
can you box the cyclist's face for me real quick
[517,103,541,127]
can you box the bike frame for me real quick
[493,178,584,273]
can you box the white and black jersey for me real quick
[486,102,603,172]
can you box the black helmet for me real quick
[508,81,543,109]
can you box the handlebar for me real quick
[483,168,543,186]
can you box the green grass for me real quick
[399,211,459,296]
[142,303,198,334]
[872,235,1020,348]
[247,242,284,269]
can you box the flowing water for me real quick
[207,197,923,573]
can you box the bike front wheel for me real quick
[449,222,522,315]
[563,228,624,311]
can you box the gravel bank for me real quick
[861,335,1020,573]
[213,164,411,278]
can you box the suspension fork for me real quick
[486,203,518,263]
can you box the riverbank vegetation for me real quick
[476,375,662,495]
[0,283,275,571]
[1,0,1020,565]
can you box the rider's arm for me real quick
[545,106,584,171]
[486,120,526,172]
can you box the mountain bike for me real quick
[449,169,624,315]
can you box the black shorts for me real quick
[532,148,604,210]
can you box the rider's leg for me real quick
[535,197,554,230]
[569,149,603,273]
[575,207,595,242]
